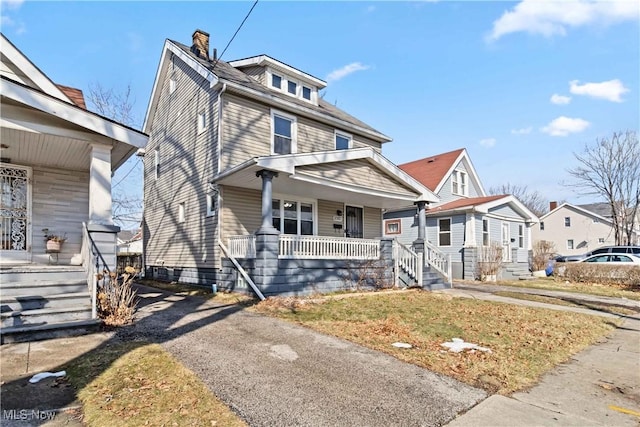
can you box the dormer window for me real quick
[452,170,468,196]
[302,86,311,100]
[335,131,352,150]
[271,74,282,89]
[287,81,297,95]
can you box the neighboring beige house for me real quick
[532,202,621,255]
[142,30,440,296]
[0,33,147,341]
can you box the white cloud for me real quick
[326,62,371,83]
[569,79,629,102]
[0,0,25,9]
[541,116,590,136]
[550,94,571,105]
[365,5,376,13]
[487,0,639,41]
[511,126,533,135]
[479,138,497,148]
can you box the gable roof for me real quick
[428,194,538,222]
[143,39,391,143]
[398,148,486,196]
[539,202,614,225]
[0,33,73,103]
[56,84,87,109]
[577,202,612,219]
[228,54,327,89]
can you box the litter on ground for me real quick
[29,371,66,384]
[392,342,413,349]
[441,338,491,353]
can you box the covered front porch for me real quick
[213,148,447,296]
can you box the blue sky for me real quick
[2,1,638,227]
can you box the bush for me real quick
[557,262,640,288]
[97,266,138,326]
[477,242,503,281]
[531,240,556,271]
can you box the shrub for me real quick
[97,266,138,326]
[558,262,640,288]
[531,240,556,271]
[477,242,503,281]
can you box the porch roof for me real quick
[428,194,539,222]
[212,148,438,209]
[0,76,148,171]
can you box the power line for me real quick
[212,0,259,70]
[113,158,141,188]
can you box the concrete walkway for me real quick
[439,283,640,426]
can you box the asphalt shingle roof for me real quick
[398,148,465,192]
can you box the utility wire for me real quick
[113,158,142,188]
[212,0,259,70]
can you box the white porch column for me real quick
[89,143,113,225]
[256,169,279,233]
[464,212,477,247]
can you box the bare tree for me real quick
[488,183,548,217]
[86,83,142,230]
[567,131,640,245]
[86,82,136,127]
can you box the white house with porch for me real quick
[0,34,148,342]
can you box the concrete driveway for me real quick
[122,284,486,426]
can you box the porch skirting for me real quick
[219,257,394,297]
[145,266,218,286]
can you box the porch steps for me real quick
[422,268,450,291]
[0,266,98,344]
[503,263,533,280]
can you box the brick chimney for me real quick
[191,29,210,60]
[549,201,558,211]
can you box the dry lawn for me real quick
[494,291,640,316]
[254,290,618,394]
[488,278,640,301]
[66,341,245,427]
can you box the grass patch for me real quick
[253,290,618,395]
[66,341,245,426]
[495,291,639,316]
[136,279,255,305]
[489,278,640,301]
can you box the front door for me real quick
[345,206,363,238]
[0,163,32,264]
[501,222,511,262]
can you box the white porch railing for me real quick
[228,235,256,258]
[425,240,452,284]
[279,235,380,260]
[393,241,423,286]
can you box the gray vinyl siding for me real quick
[241,65,266,84]
[220,185,262,240]
[31,166,89,265]
[219,93,383,171]
[383,208,418,245]
[318,200,343,236]
[297,160,417,197]
[436,158,483,204]
[144,53,220,269]
[364,206,382,239]
[489,204,521,219]
[426,214,466,263]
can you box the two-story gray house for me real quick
[142,30,440,296]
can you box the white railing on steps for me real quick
[425,240,452,284]
[227,235,256,258]
[393,241,423,287]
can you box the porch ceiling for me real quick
[214,159,427,209]
[1,98,134,172]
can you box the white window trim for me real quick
[564,216,571,227]
[206,194,215,217]
[438,217,452,247]
[335,130,353,150]
[452,170,468,196]
[154,148,159,180]
[518,224,524,248]
[169,77,176,94]
[178,202,185,223]
[271,109,297,155]
[272,194,317,235]
[197,111,206,134]
[567,239,574,250]
[266,67,317,104]
[482,218,490,246]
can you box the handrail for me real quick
[424,240,452,284]
[219,240,265,301]
[393,240,422,286]
[82,222,112,319]
[228,235,256,258]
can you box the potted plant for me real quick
[43,228,67,252]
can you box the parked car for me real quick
[555,246,640,263]
[579,253,640,265]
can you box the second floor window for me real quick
[565,217,571,227]
[273,113,295,154]
[452,170,468,196]
[335,132,352,150]
[288,81,297,95]
[271,74,282,89]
